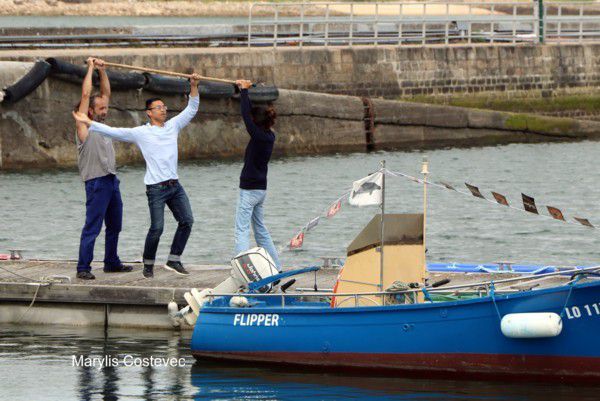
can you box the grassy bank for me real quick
[408,93,600,115]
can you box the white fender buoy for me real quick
[184,292,200,317]
[167,301,180,327]
[501,312,563,338]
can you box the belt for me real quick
[148,179,179,188]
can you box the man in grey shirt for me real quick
[74,57,131,280]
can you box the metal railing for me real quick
[544,1,600,43]
[207,265,600,308]
[247,1,600,47]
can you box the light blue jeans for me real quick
[234,189,281,271]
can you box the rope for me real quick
[385,169,598,233]
[489,282,503,322]
[559,275,580,319]
[278,189,351,253]
[15,283,42,324]
[421,286,432,302]
[1,262,61,323]
[0,263,46,283]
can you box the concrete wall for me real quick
[5,43,599,100]
[2,62,600,170]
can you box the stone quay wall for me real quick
[5,43,599,100]
[2,60,600,170]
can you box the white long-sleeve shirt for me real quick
[89,96,199,185]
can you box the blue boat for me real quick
[190,271,600,383]
[188,164,600,383]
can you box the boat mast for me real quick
[379,160,385,290]
[421,157,429,276]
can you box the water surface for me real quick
[1,324,597,401]
[2,144,600,268]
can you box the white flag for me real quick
[348,172,383,207]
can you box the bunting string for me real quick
[281,190,351,252]
[385,169,595,230]
[281,167,596,253]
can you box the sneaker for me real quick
[143,264,154,279]
[103,264,133,273]
[76,271,95,280]
[164,260,189,276]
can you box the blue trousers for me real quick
[77,174,123,272]
[143,182,194,265]
[234,189,281,270]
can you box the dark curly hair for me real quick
[251,103,277,131]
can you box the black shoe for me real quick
[103,264,133,273]
[164,261,189,276]
[76,271,95,280]
[143,264,154,279]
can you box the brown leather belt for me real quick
[148,179,178,188]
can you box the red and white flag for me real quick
[289,231,304,249]
[327,199,342,218]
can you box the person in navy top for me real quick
[233,79,281,270]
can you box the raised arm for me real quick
[72,110,139,143]
[89,121,139,143]
[95,58,111,101]
[236,80,272,141]
[167,73,200,131]
[75,58,96,143]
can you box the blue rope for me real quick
[421,287,432,302]
[560,275,581,319]
[490,282,502,322]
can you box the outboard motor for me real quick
[174,248,280,326]
[231,247,279,292]
[211,247,280,294]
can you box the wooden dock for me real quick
[0,259,339,330]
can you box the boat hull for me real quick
[191,281,600,383]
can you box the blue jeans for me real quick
[234,189,281,270]
[77,174,123,272]
[143,182,194,265]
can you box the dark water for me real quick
[0,324,597,401]
[2,143,600,268]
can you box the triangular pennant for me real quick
[522,194,538,214]
[547,206,565,221]
[349,172,383,207]
[465,183,485,199]
[327,200,342,218]
[574,217,594,228]
[492,192,509,206]
[289,232,304,249]
[306,217,320,231]
[438,181,456,191]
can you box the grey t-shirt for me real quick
[76,130,117,182]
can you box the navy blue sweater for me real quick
[239,88,275,190]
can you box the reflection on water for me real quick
[0,324,598,401]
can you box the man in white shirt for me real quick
[73,73,201,278]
